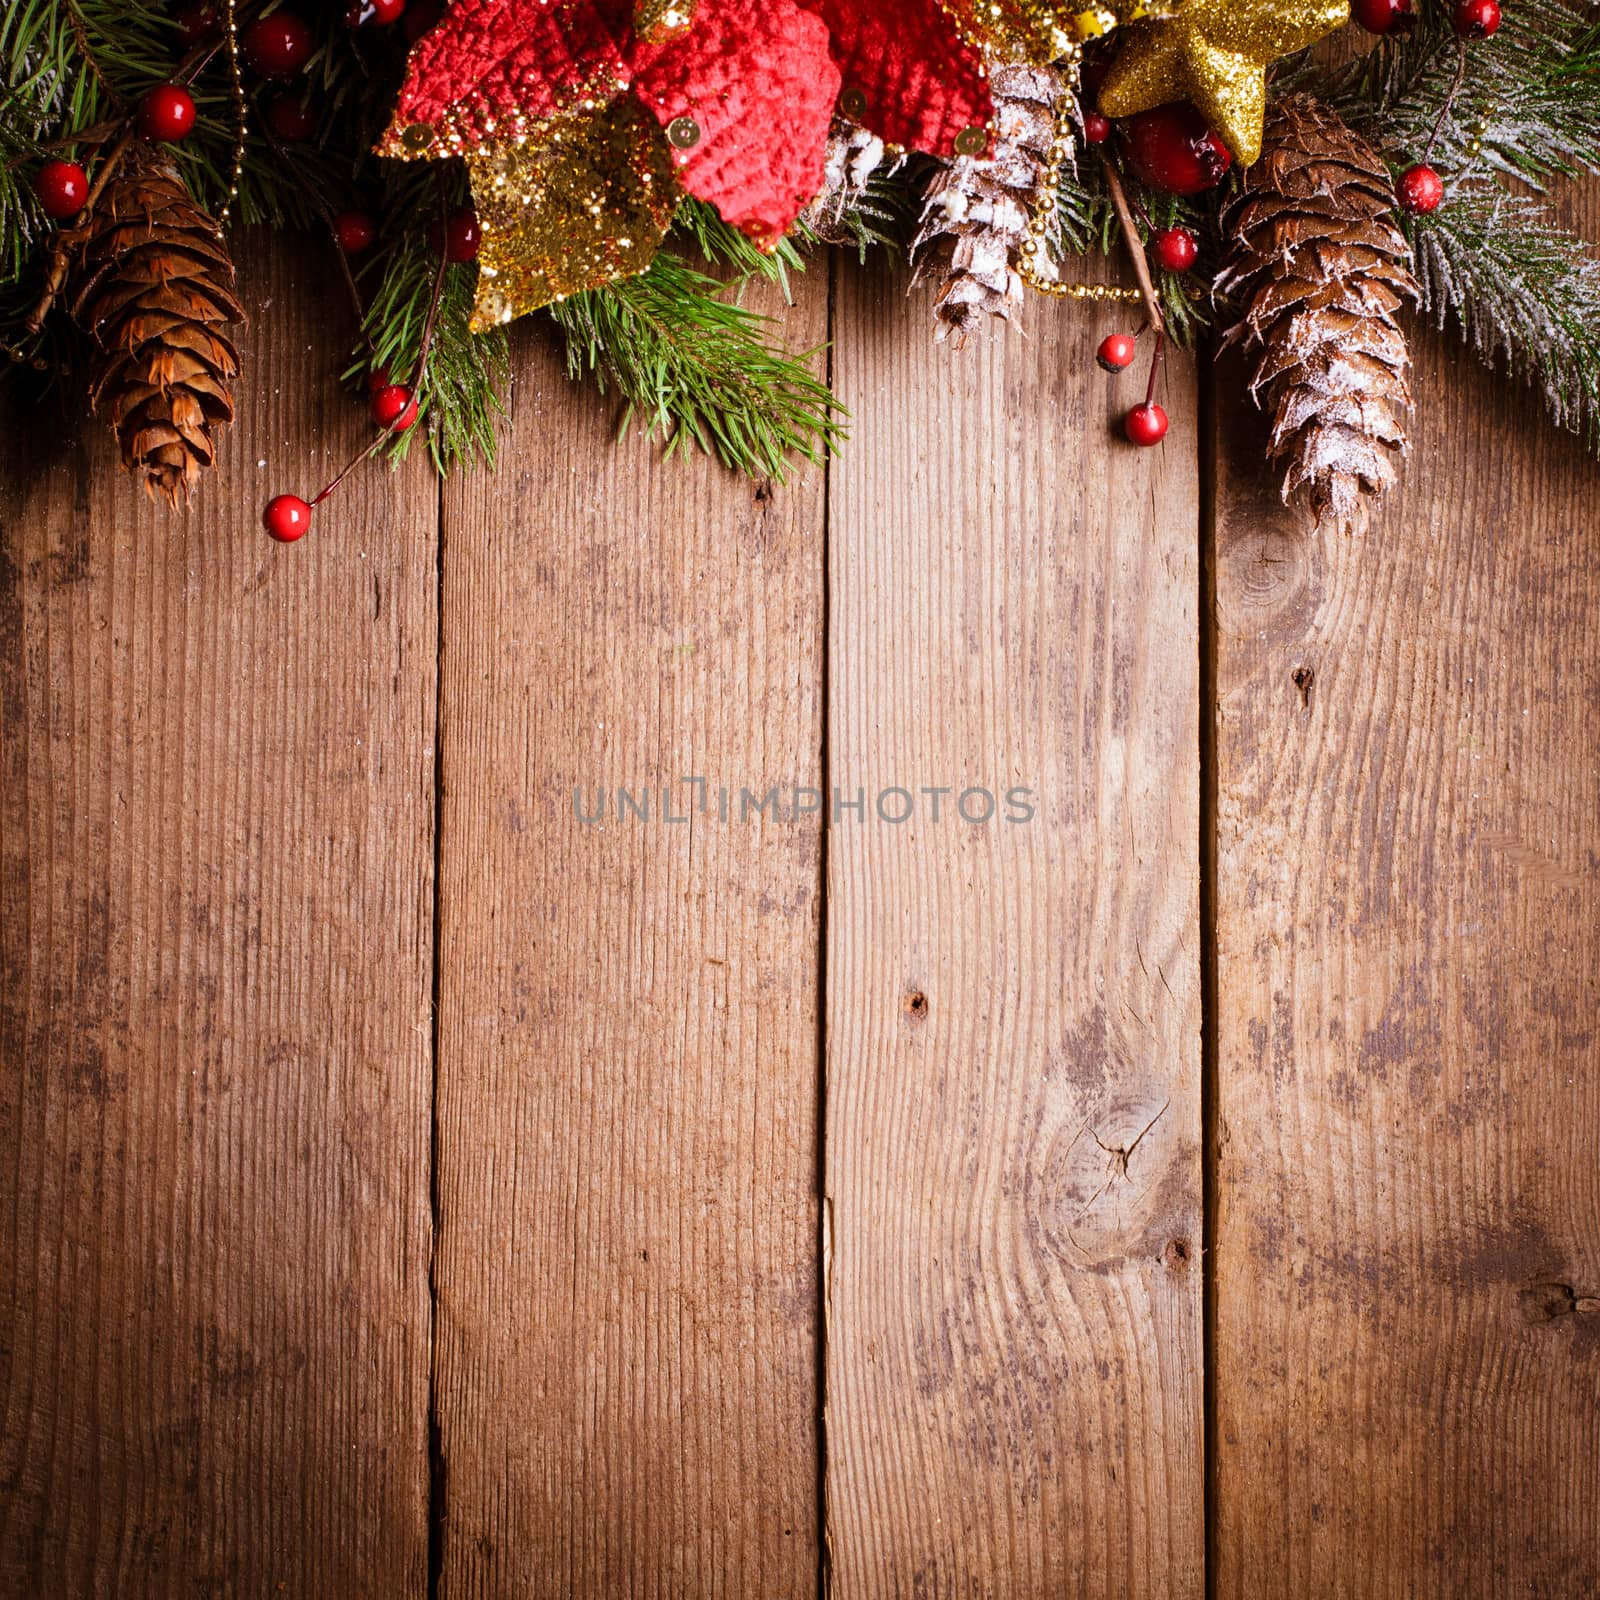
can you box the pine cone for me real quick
[801,117,893,246]
[910,58,1067,344]
[1216,94,1417,531]
[68,142,244,504]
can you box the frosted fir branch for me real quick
[1314,0,1600,187]
[1408,183,1600,448]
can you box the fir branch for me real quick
[347,170,510,474]
[673,198,804,290]
[549,251,844,480]
[1314,0,1600,187]
[1407,182,1600,449]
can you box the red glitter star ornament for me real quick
[380,0,997,325]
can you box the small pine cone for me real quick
[801,117,893,246]
[67,142,244,504]
[910,57,1068,344]
[1216,93,1418,532]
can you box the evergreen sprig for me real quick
[549,250,843,480]
[1317,0,1600,187]
[1408,183,1600,448]
[345,171,510,474]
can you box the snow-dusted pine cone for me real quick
[801,117,894,246]
[1216,93,1418,531]
[910,57,1068,344]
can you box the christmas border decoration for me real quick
[3,0,1598,537]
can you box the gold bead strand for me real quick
[217,0,247,237]
[1017,46,1142,303]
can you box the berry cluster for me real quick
[1357,0,1502,214]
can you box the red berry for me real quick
[335,210,377,254]
[139,85,197,142]
[1097,332,1137,373]
[173,1,220,44]
[371,383,419,431]
[365,365,392,394]
[242,12,314,77]
[263,494,312,542]
[1124,104,1232,196]
[345,0,406,23]
[1352,0,1415,32]
[35,159,89,219]
[1396,163,1444,214]
[402,0,443,41]
[1154,225,1198,273]
[1454,0,1499,35]
[265,94,317,142]
[1082,110,1112,145]
[443,208,480,263]
[1124,402,1169,447]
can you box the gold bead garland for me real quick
[216,0,247,236]
[1015,48,1142,304]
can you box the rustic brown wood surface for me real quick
[0,236,436,1596]
[430,274,827,1598]
[1208,189,1600,1596]
[3,206,1599,1600]
[823,255,1204,1598]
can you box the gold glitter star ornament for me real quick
[1097,0,1349,164]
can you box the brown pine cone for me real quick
[68,142,244,504]
[1216,93,1418,532]
[910,57,1068,344]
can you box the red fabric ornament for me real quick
[793,0,991,156]
[384,0,844,239]
[382,0,993,242]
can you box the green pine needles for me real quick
[550,251,842,480]
[4,0,1600,488]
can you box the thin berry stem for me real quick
[1101,155,1164,337]
[1423,41,1468,167]
[1144,329,1166,408]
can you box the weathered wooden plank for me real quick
[0,235,436,1596]
[824,256,1205,1598]
[1211,188,1600,1594]
[434,274,827,1597]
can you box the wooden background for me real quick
[2,211,1597,1598]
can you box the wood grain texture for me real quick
[0,235,436,1597]
[824,255,1204,1599]
[1210,185,1600,1595]
[433,276,827,1598]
